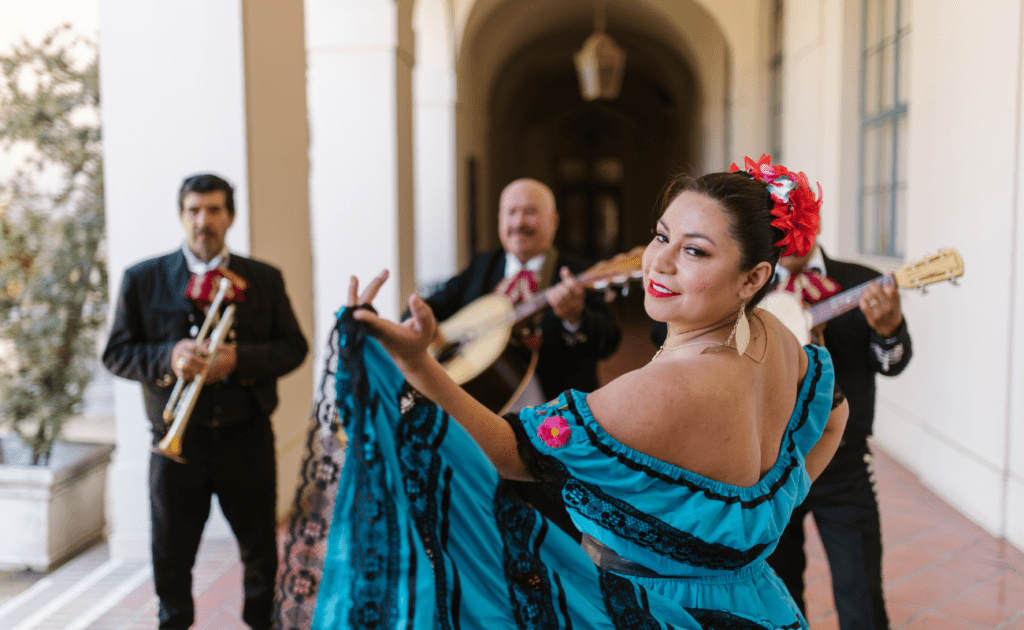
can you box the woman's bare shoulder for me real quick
[586,356,746,461]
[589,358,730,415]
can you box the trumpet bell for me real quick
[152,431,187,464]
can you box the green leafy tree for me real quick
[0,25,106,465]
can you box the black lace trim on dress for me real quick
[790,346,824,434]
[345,391,404,628]
[274,321,347,630]
[598,571,666,630]
[495,482,562,629]
[395,382,459,629]
[503,406,775,568]
[564,478,767,570]
[831,381,846,410]
[502,411,571,484]
[683,608,771,629]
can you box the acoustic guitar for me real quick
[431,247,644,413]
[760,248,965,345]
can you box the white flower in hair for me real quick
[768,176,796,204]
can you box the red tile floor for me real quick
[1,444,1023,629]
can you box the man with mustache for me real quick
[420,177,621,539]
[103,173,308,630]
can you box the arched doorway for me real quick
[470,8,704,379]
[487,27,699,263]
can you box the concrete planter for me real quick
[0,436,115,571]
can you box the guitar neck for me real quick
[503,246,645,324]
[806,274,896,327]
[509,268,618,323]
[512,292,552,323]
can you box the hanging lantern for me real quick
[573,1,626,101]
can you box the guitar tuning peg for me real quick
[949,278,959,286]
[604,289,616,303]
[620,285,629,297]
[919,286,928,294]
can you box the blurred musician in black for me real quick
[766,244,910,630]
[103,173,308,630]
[420,178,621,539]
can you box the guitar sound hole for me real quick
[436,341,462,363]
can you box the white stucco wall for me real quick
[886,0,1023,540]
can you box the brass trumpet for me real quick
[155,278,236,463]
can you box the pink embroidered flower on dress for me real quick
[537,415,571,448]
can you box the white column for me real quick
[240,1,316,520]
[413,0,458,290]
[306,0,416,364]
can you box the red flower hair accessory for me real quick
[729,154,823,257]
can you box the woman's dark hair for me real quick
[178,173,235,217]
[655,171,784,308]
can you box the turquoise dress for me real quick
[309,309,835,629]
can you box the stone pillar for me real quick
[98,0,313,558]
[306,0,416,360]
[241,1,316,519]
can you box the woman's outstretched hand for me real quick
[349,270,437,367]
[350,271,529,481]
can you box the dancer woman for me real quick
[311,156,848,629]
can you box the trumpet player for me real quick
[102,173,308,630]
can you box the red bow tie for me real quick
[186,267,249,308]
[785,270,841,305]
[502,269,539,304]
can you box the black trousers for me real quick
[149,418,278,630]
[767,440,889,630]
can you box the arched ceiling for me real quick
[455,0,725,97]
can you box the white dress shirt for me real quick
[181,243,230,275]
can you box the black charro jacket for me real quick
[422,249,621,399]
[102,250,308,439]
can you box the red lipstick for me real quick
[647,281,679,298]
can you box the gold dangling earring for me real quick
[726,301,750,355]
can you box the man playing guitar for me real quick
[419,178,621,540]
[766,244,912,630]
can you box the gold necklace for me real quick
[652,321,735,360]
[652,338,728,360]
